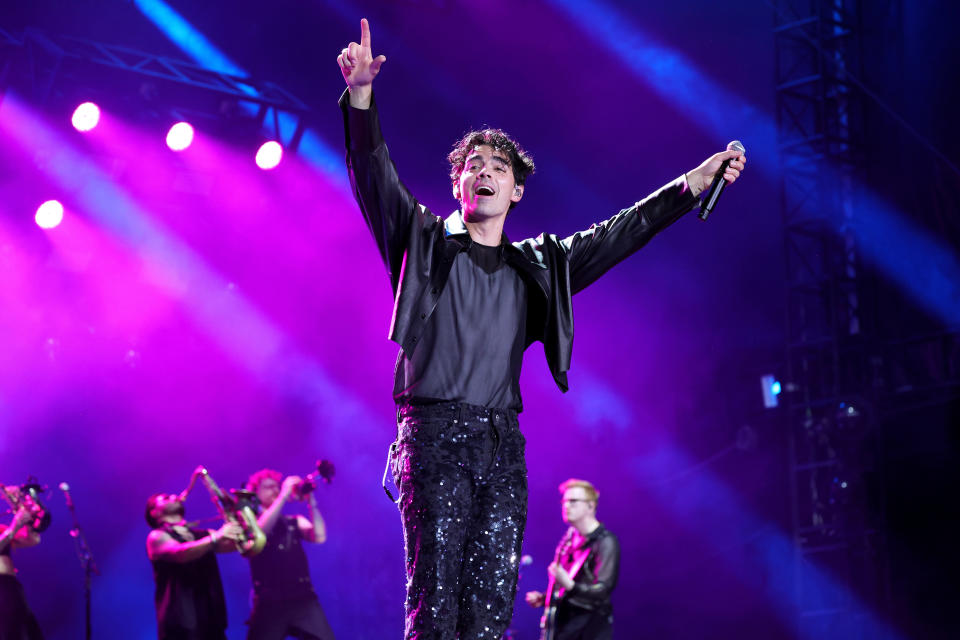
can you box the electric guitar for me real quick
[539,527,595,640]
[539,528,572,640]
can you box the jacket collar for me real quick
[444,210,470,238]
[444,210,514,249]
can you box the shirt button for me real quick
[420,313,426,319]
[431,287,438,294]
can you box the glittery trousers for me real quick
[392,402,528,640]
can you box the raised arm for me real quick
[564,148,746,293]
[297,493,327,544]
[0,506,41,552]
[337,18,427,292]
[257,476,300,536]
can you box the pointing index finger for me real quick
[361,18,372,49]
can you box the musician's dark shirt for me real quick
[248,515,316,602]
[151,526,227,636]
[395,240,527,411]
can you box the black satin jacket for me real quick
[340,91,700,393]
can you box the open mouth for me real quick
[475,185,495,196]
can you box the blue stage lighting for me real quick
[548,0,960,327]
[761,374,781,409]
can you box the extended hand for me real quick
[216,522,245,543]
[281,475,303,500]
[12,505,33,529]
[687,148,746,197]
[525,590,545,608]
[338,18,386,91]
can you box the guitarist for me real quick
[525,479,620,640]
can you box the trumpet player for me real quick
[1,489,45,640]
[242,469,335,640]
[145,492,246,640]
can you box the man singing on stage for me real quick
[526,479,619,640]
[145,492,245,640]
[336,18,745,640]
[243,469,335,640]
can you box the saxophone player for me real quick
[145,491,245,640]
[0,488,45,640]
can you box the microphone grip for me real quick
[697,158,732,221]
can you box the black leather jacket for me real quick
[562,524,620,616]
[340,91,700,393]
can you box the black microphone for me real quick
[59,482,75,511]
[697,140,745,221]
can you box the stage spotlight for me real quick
[35,200,64,229]
[71,102,101,132]
[166,121,194,151]
[255,141,283,170]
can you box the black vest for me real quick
[151,526,227,634]
[248,515,315,602]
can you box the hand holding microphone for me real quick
[694,140,746,221]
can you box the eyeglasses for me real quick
[561,498,591,505]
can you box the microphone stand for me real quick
[64,490,99,640]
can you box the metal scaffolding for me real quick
[774,0,891,636]
[0,26,312,151]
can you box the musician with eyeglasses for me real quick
[525,479,620,640]
[1,486,46,640]
[145,491,246,640]
[242,469,335,640]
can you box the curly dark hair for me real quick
[448,129,535,210]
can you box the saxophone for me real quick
[180,466,266,557]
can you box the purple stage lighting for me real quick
[35,200,64,229]
[255,141,282,170]
[166,122,194,151]
[71,102,101,132]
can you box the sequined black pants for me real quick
[392,402,528,640]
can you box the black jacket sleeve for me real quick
[562,176,700,294]
[339,90,423,293]
[568,531,621,605]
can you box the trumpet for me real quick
[293,459,336,499]
[180,466,266,557]
[1,478,52,533]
